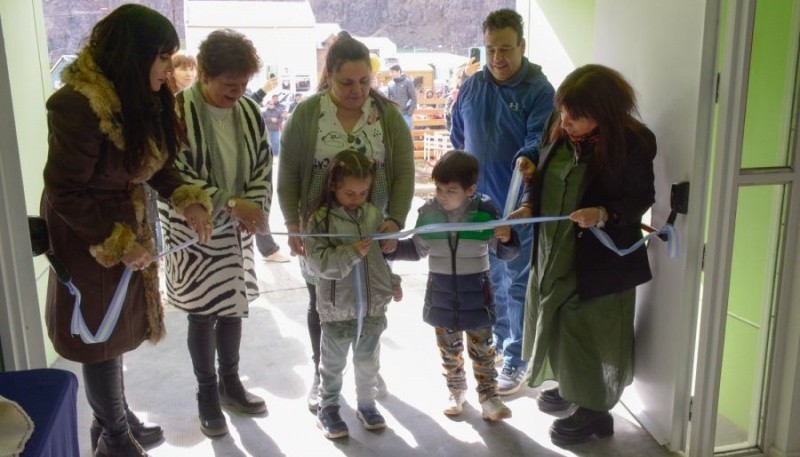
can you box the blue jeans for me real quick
[268,130,280,156]
[318,317,385,409]
[402,114,413,130]
[491,223,533,369]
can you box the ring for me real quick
[205,223,212,228]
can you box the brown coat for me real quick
[41,52,211,364]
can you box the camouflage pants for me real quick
[435,325,498,402]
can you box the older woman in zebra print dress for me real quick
[160,29,271,438]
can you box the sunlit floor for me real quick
[53,195,680,457]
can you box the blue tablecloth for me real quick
[0,368,79,457]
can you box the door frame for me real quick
[689,0,800,455]
[0,17,47,371]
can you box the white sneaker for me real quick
[443,390,467,416]
[264,251,291,263]
[480,395,512,421]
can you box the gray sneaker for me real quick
[497,364,525,396]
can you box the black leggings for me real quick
[187,314,243,387]
[306,282,321,375]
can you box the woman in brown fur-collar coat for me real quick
[40,5,212,456]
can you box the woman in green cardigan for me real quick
[277,31,415,412]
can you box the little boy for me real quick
[389,150,519,420]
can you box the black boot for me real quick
[95,429,148,457]
[216,316,267,414]
[537,387,573,412]
[218,374,267,414]
[550,406,614,445]
[197,386,228,437]
[90,410,163,452]
[188,314,228,437]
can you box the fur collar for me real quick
[60,51,168,182]
[60,51,125,150]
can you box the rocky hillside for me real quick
[308,0,513,55]
[43,0,512,65]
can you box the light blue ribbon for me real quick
[67,222,235,344]
[503,168,524,219]
[590,223,680,259]
[352,262,367,347]
[65,213,678,345]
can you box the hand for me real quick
[570,207,605,228]
[262,77,278,93]
[377,219,400,253]
[494,225,511,243]
[392,284,403,302]
[287,224,305,257]
[231,198,267,235]
[517,157,537,182]
[270,117,278,123]
[122,242,153,271]
[507,205,532,220]
[184,203,212,244]
[354,238,373,257]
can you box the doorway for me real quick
[695,0,800,454]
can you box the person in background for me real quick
[167,50,197,94]
[388,150,519,421]
[288,92,304,114]
[387,64,417,129]
[143,50,198,257]
[263,97,284,156]
[304,149,396,439]
[41,5,212,456]
[513,64,656,445]
[255,93,291,263]
[278,31,415,413]
[450,8,555,396]
[247,78,290,263]
[161,28,270,438]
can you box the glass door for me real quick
[697,0,800,454]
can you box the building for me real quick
[185,0,317,94]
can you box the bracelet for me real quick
[595,206,608,229]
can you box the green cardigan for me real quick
[277,90,415,229]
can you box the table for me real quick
[0,368,79,457]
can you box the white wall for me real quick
[593,0,713,450]
[0,0,53,368]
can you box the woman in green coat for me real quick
[512,64,657,445]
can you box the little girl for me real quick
[304,149,396,439]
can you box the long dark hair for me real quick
[88,4,180,172]
[549,64,646,173]
[307,149,376,233]
[317,31,394,107]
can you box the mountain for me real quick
[43,0,513,65]
[307,0,513,55]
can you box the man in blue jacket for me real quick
[450,8,555,395]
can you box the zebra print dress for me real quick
[160,86,272,317]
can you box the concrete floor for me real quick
[53,194,681,457]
